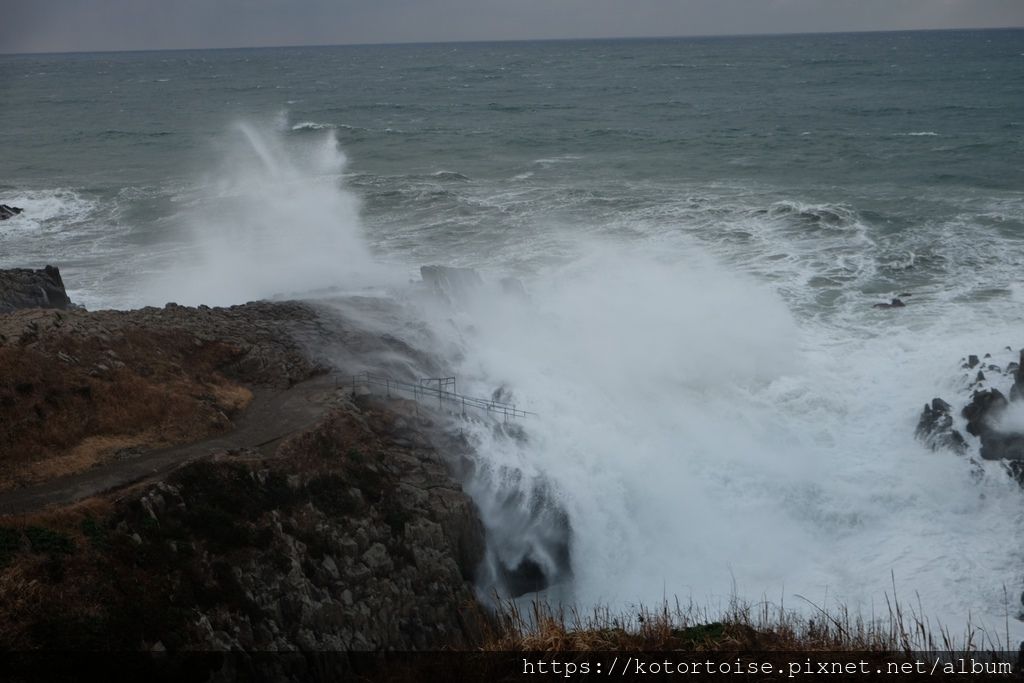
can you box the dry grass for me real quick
[481,583,1019,656]
[11,433,157,489]
[210,383,254,414]
[0,327,252,490]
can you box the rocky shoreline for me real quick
[915,348,1024,486]
[0,266,491,659]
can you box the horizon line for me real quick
[2,24,1022,58]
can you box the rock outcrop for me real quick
[0,265,73,313]
[0,289,491,664]
[914,347,1024,485]
[0,398,486,659]
[915,398,967,455]
[0,205,22,221]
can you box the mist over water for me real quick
[2,31,1023,641]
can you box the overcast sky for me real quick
[2,0,1022,54]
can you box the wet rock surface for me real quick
[914,347,1024,485]
[0,265,73,314]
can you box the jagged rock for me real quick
[1010,350,1024,402]
[958,388,1024,462]
[0,265,72,313]
[872,298,906,309]
[980,432,1024,462]
[915,398,967,455]
[961,388,1008,437]
[966,354,980,369]
[0,204,23,221]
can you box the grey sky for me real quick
[3,0,1022,54]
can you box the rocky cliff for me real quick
[0,269,490,664]
[0,265,72,314]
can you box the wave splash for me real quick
[413,246,1024,640]
[149,120,394,306]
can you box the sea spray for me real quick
[147,120,397,305]
[413,245,1024,641]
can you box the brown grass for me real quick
[0,326,253,491]
[12,433,158,489]
[480,588,1018,655]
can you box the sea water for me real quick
[2,29,1023,640]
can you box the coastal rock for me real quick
[872,298,906,309]
[916,349,1024,484]
[1010,350,1024,402]
[961,388,1007,438]
[0,265,73,313]
[915,398,967,455]
[0,205,23,221]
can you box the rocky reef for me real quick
[914,348,1024,485]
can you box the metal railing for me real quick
[347,371,536,421]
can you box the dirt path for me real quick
[0,373,343,516]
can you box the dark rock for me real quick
[1011,350,1024,402]
[915,398,967,455]
[872,298,906,309]
[1008,461,1024,487]
[0,265,73,314]
[0,204,23,221]
[980,432,1024,462]
[962,388,1008,437]
[967,355,980,370]
[501,557,547,596]
[959,387,1024,462]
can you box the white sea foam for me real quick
[413,235,1024,642]
[291,121,336,131]
[0,189,98,234]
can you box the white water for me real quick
[17,123,1020,642]
[146,121,397,305]
[416,240,1024,642]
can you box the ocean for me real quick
[2,29,1023,639]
